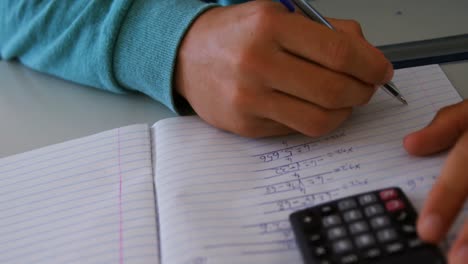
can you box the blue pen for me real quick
[279,0,408,105]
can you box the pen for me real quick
[280,0,408,105]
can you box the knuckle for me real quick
[456,134,468,158]
[232,48,271,83]
[436,104,456,119]
[326,36,353,71]
[346,19,364,36]
[227,86,253,111]
[439,176,465,199]
[233,48,257,74]
[249,4,277,36]
[448,102,468,131]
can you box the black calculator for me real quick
[289,187,446,264]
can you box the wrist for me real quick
[174,6,224,101]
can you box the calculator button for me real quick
[355,233,375,249]
[394,211,410,222]
[370,215,391,229]
[308,233,322,244]
[379,189,398,201]
[337,199,357,211]
[321,205,335,215]
[408,238,424,248]
[303,215,314,223]
[343,210,363,223]
[401,224,417,235]
[364,204,384,217]
[338,254,358,264]
[385,242,405,255]
[385,199,405,212]
[358,193,377,205]
[332,239,353,254]
[322,214,342,227]
[302,215,320,230]
[314,245,328,257]
[349,221,369,234]
[327,226,347,240]
[362,248,382,259]
[377,228,398,243]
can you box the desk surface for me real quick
[313,0,468,46]
[0,61,175,158]
[1,60,467,158]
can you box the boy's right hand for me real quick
[175,1,393,137]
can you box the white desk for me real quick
[1,60,467,158]
[313,0,468,46]
[0,61,175,157]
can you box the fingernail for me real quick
[453,245,468,264]
[418,214,443,241]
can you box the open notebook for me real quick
[0,65,465,263]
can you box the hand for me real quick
[175,1,393,137]
[404,99,468,264]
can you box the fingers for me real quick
[225,115,296,138]
[258,90,352,137]
[276,13,393,85]
[417,130,468,243]
[449,220,468,264]
[404,101,468,156]
[265,51,375,109]
[405,101,468,255]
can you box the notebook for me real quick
[0,64,464,263]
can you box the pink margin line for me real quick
[117,128,124,264]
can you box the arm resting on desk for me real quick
[0,0,217,112]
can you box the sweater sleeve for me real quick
[0,0,218,112]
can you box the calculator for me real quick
[289,187,446,264]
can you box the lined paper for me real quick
[153,65,463,263]
[0,125,159,264]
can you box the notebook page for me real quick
[0,125,160,264]
[153,65,463,263]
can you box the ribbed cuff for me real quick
[113,0,218,113]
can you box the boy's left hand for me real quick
[404,99,468,264]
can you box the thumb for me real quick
[403,100,468,156]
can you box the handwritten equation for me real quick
[254,130,346,163]
[258,147,354,178]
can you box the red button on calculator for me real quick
[385,199,405,212]
[379,189,398,201]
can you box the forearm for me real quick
[0,0,217,112]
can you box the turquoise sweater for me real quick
[0,0,248,113]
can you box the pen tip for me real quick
[399,96,408,105]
